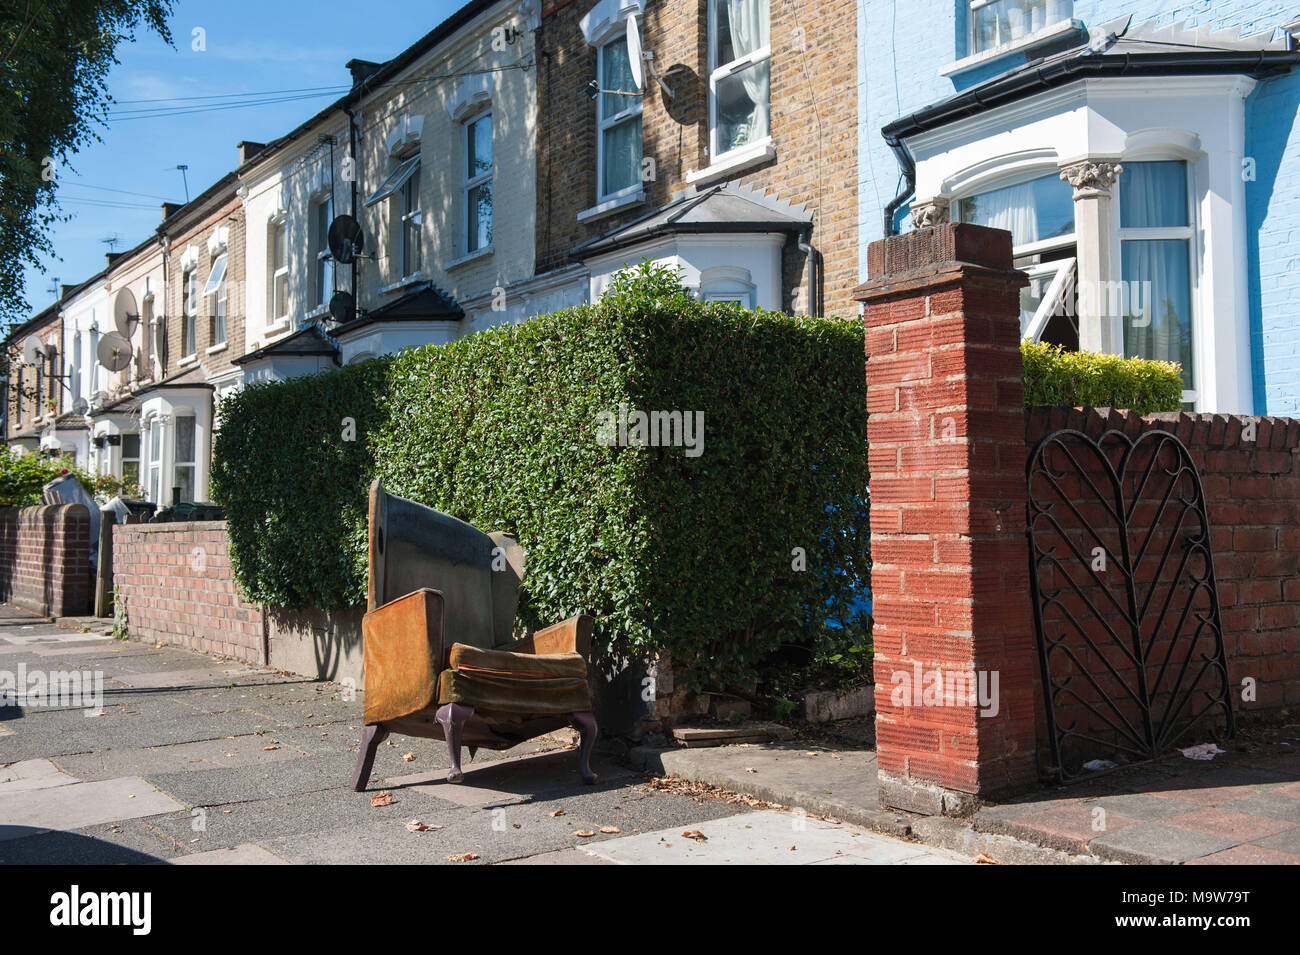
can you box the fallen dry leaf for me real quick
[681,830,708,842]
[446,852,479,862]
[263,745,279,751]
[370,790,394,807]
[405,820,442,832]
[574,830,596,838]
[402,752,416,762]
[745,767,757,774]
[974,853,998,865]
[599,825,620,834]
[549,809,566,818]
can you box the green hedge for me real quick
[1021,340,1183,413]
[214,264,870,689]
[210,358,390,612]
[0,452,137,507]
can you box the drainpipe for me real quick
[345,105,360,306]
[882,132,916,238]
[797,228,821,317]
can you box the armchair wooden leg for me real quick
[436,703,475,783]
[570,711,598,785]
[351,723,389,792]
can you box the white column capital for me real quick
[1059,160,1123,200]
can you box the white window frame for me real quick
[204,253,228,347]
[172,413,196,504]
[147,418,162,503]
[400,164,423,278]
[183,269,198,358]
[967,0,1074,58]
[121,432,140,489]
[597,37,644,204]
[1115,158,1198,406]
[464,113,492,255]
[313,195,334,308]
[707,0,772,164]
[269,217,289,328]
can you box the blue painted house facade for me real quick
[858,1,1300,415]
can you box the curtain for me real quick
[1120,161,1188,228]
[964,181,1039,247]
[1122,239,1192,386]
[725,0,770,142]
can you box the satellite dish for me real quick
[627,15,645,92]
[22,337,43,365]
[328,214,365,265]
[72,396,89,415]
[113,288,140,339]
[97,331,133,372]
[329,290,356,324]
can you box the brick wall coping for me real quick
[1,503,90,520]
[1027,406,1300,451]
[114,520,228,535]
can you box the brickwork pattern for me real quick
[113,520,264,663]
[0,505,93,617]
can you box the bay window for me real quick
[709,0,770,160]
[1119,161,1194,396]
[598,36,643,201]
[957,171,1078,347]
[173,414,196,504]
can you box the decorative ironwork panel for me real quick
[1025,428,1234,780]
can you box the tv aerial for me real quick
[97,332,134,373]
[113,287,140,339]
[328,214,366,265]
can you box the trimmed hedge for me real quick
[372,263,870,687]
[1021,340,1183,413]
[210,357,391,612]
[212,264,870,689]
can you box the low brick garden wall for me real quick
[0,504,94,617]
[113,520,265,664]
[1026,407,1300,721]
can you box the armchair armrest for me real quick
[499,614,594,658]
[362,588,445,725]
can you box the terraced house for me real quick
[860,0,1300,414]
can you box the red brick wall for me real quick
[0,505,93,616]
[855,223,1038,814]
[1026,407,1300,728]
[113,520,264,663]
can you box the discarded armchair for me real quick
[351,480,598,791]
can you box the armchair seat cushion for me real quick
[436,643,591,715]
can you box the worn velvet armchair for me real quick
[350,480,598,791]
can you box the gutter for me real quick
[881,135,916,239]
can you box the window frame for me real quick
[464,113,493,255]
[172,414,196,504]
[967,0,1073,58]
[1116,159,1198,406]
[269,217,289,327]
[183,269,198,358]
[597,36,644,204]
[313,195,334,308]
[121,432,140,489]
[707,0,772,163]
[205,253,228,347]
[400,165,423,277]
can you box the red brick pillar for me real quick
[854,222,1038,814]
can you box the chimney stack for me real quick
[238,140,268,165]
[346,58,383,88]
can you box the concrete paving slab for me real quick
[0,776,185,841]
[0,821,178,864]
[582,810,968,865]
[144,754,352,806]
[115,668,257,689]
[1088,823,1237,864]
[499,847,615,865]
[390,750,634,808]
[171,843,289,865]
[0,757,79,792]
[53,734,311,782]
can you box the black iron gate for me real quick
[1025,428,1234,780]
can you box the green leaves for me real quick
[214,264,871,690]
[1022,340,1183,413]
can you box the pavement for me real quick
[0,605,966,866]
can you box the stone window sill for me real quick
[941,19,1082,76]
[445,247,493,271]
[686,141,776,186]
[578,190,645,223]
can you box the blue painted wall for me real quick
[859,1,1300,415]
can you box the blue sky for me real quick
[22,0,464,315]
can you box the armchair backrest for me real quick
[368,480,525,650]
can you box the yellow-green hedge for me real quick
[1021,340,1183,413]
